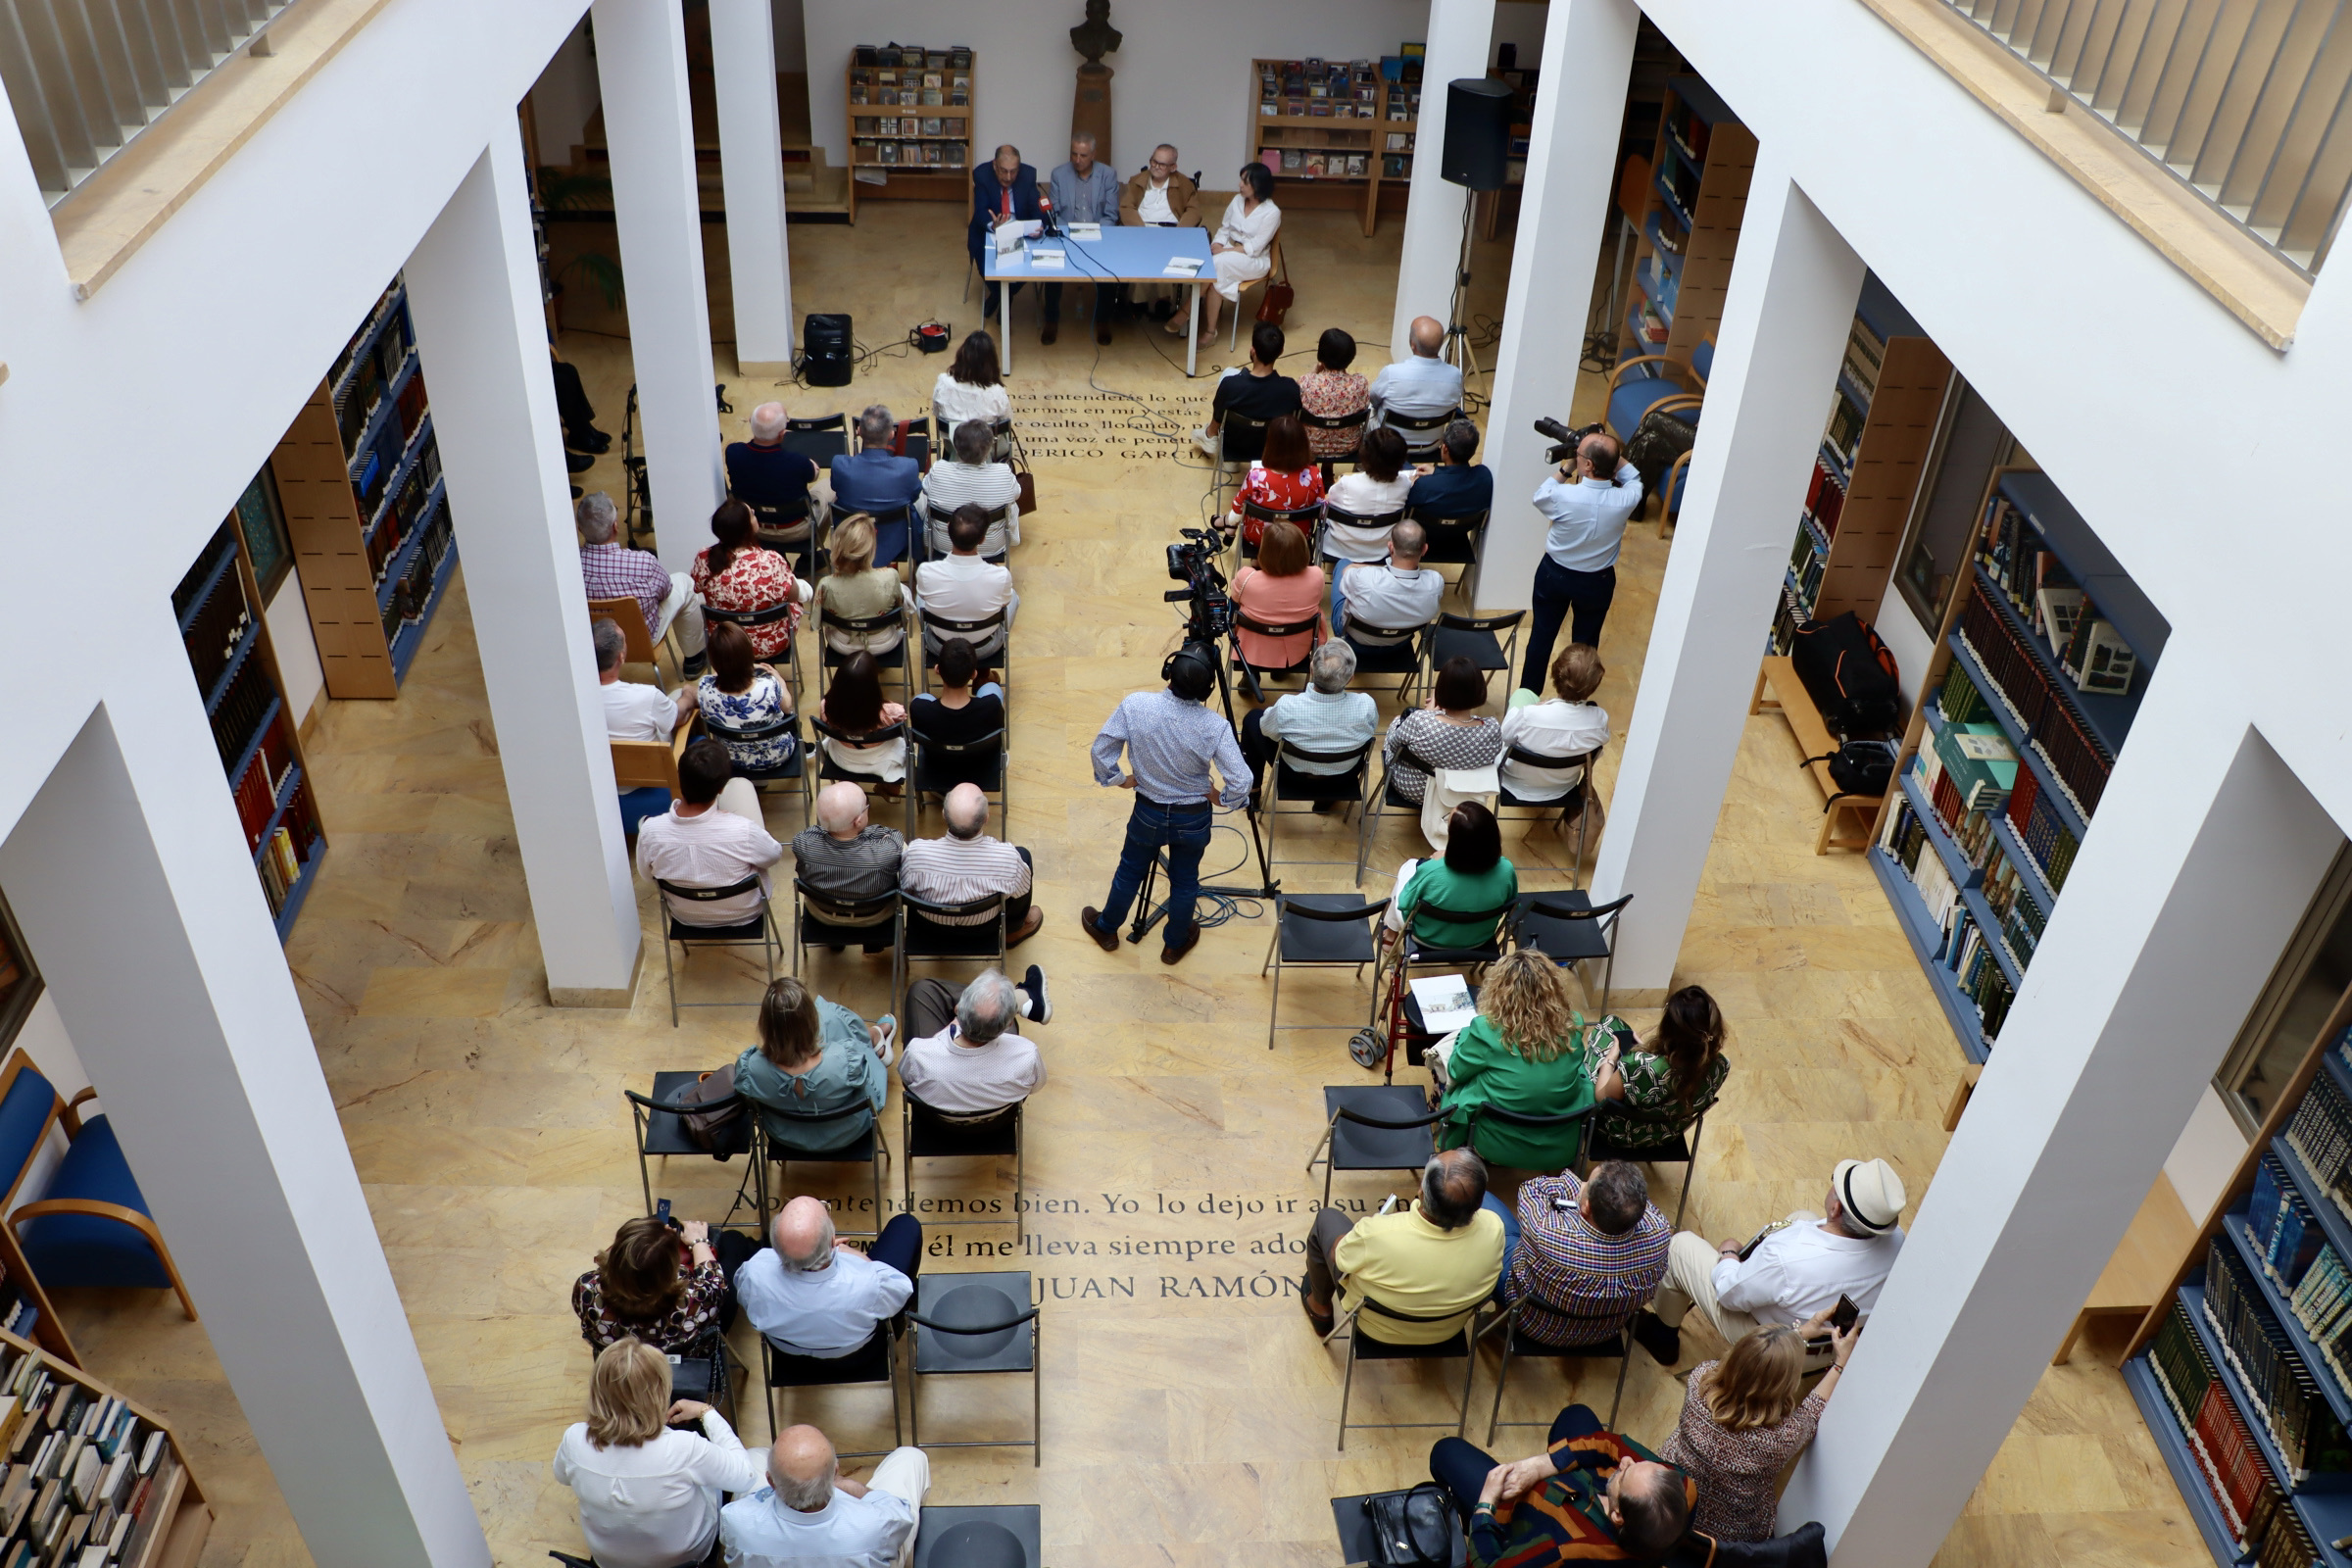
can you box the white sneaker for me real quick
[1194,429,1221,459]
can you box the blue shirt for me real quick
[720,1486,913,1568]
[1260,688,1380,775]
[1091,689,1250,808]
[1368,355,1464,425]
[733,1244,912,1356]
[725,440,818,514]
[828,449,922,518]
[1535,462,1644,573]
[1048,160,1121,224]
[1405,463,1494,517]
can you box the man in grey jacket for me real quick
[1044,132,1123,345]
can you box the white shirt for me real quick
[633,807,784,927]
[734,1244,913,1357]
[551,1412,764,1568]
[720,1486,913,1568]
[913,554,1017,653]
[1711,1218,1908,1327]
[1322,471,1418,561]
[900,1024,1045,1114]
[1369,354,1466,425]
[603,679,678,745]
[931,372,1011,431]
[1499,699,1611,801]
[1138,177,1177,225]
[1215,194,1282,259]
[1341,563,1445,643]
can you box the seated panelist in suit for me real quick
[967,143,1041,318]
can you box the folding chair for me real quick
[1300,407,1369,483]
[865,503,918,570]
[904,1091,1023,1239]
[1227,612,1319,706]
[588,594,680,683]
[908,1271,1040,1465]
[1513,892,1633,1012]
[919,500,1014,565]
[746,499,817,579]
[782,413,850,466]
[1370,898,1519,1082]
[1357,740,1448,865]
[1431,611,1524,708]
[902,416,933,474]
[1342,618,1433,706]
[809,718,910,808]
[1305,1084,1443,1207]
[1412,505,1491,608]
[698,707,810,824]
[1258,740,1375,887]
[754,1107,888,1240]
[1331,1290,1480,1451]
[916,605,1010,696]
[816,606,912,703]
[1480,1304,1631,1442]
[625,1071,756,1216]
[897,891,1008,1017]
[654,875,780,1028]
[1233,495,1325,566]
[1213,415,1270,505]
[1382,407,1464,466]
[1586,1107,1711,1231]
[762,1319,903,1450]
[1463,1102,1590,1175]
[909,726,1008,839]
[1263,893,1390,1052]
[1496,745,1599,887]
[792,882,900,976]
[1316,502,1404,565]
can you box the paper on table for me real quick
[1161,264,1201,278]
[1407,974,1478,1033]
[1163,255,1204,273]
[1067,222,1102,240]
[1028,247,1066,270]
[994,219,1041,253]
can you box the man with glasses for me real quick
[1121,143,1203,324]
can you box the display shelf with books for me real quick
[0,1325,212,1568]
[1249,55,1418,236]
[273,270,458,700]
[1616,75,1754,385]
[845,43,974,221]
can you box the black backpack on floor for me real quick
[1789,612,1901,739]
[1800,739,1896,806]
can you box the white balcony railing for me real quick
[1,0,290,207]
[1945,0,2352,273]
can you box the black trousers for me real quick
[1521,557,1617,694]
[1430,1405,1599,1518]
[1303,1206,1356,1305]
[1041,280,1126,323]
[552,358,598,438]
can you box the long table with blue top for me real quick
[983,225,1216,375]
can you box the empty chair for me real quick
[1331,1290,1481,1451]
[1258,740,1376,887]
[908,1270,1041,1464]
[1481,1305,1632,1441]
[1263,893,1390,1052]
[1305,1084,1442,1208]
[1431,611,1524,709]
[903,1091,1023,1239]
[1515,892,1634,1012]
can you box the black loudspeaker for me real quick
[1440,78,1514,192]
[803,313,854,387]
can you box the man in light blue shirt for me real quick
[1521,430,1644,694]
[1044,132,1124,346]
[734,1196,922,1357]
[720,1423,924,1568]
[1368,317,1465,431]
[1240,641,1379,810]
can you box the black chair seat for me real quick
[1587,1122,1694,1163]
[1279,896,1380,963]
[1273,763,1365,805]
[1496,779,1581,810]
[905,917,1007,959]
[912,1272,1036,1374]
[1504,1320,1626,1356]
[912,751,1005,796]
[801,910,899,950]
[766,1321,894,1386]
[1323,1085,1438,1171]
[643,1070,753,1158]
[1349,637,1422,673]
[767,1124,878,1164]
[1353,1324,1470,1359]
[912,1506,1043,1568]
[668,912,769,943]
[907,1104,1018,1160]
[1516,891,1611,962]
[1432,625,1508,671]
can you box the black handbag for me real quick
[1625,404,1696,499]
[1363,1484,1454,1568]
[1800,739,1896,805]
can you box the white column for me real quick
[1785,662,2340,1562]
[1389,0,1495,360]
[405,126,642,1004]
[1588,156,1862,991]
[1476,0,1641,612]
[595,0,726,578]
[0,664,489,1568]
[712,0,796,374]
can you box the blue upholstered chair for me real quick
[0,1052,196,1321]
[1605,335,1712,445]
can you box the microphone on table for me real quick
[1038,196,1055,237]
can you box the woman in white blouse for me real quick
[552,1337,764,1568]
[932,332,1013,461]
[1175,162,1281,345]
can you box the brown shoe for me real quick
[1041,322,1058,346]
[1008,908,1046,948]
[1160,925,1201,965]
[1079,907,1120,953]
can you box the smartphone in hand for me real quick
[656,1198,674,1228]
[1830,1294,1860,1334]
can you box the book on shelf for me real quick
[2205,1236,2352,1480]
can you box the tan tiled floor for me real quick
[55,200,2209,1565]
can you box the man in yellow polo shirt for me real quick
[1302,1149,1504,1343]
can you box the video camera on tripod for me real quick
[1534,416,1610,469]
[1163,527,1235,641]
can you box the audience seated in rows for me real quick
[1501,643,1608,816]
[700,622,799,775]
[1197,322,1300,461]
[693,498,809,659]
[1494,1162,1671,1357]
[1661,1319,1855,1544]
[725,402,829,543]
[919,419,1021,560]
[1230,516,1326,670]
[933,333,1012,445]
[736,1196,921,1359]
[908,639,1005,763]
[1224,415,1324,549]
[902,783,1044,950]
[1300,1148,1502,1338]
[1431,950,1588,1167]
[1381,657,1503,808]
[1370,316,1467,430]
[1338,518,1444,652]
[635,739,783,929]
[1385,802,1515,954]
[900,968,1046,1115]
[732,977,896,1156]
[580,491,708,676]
[1405,418,1494,515]
[1297,327,1371,466]
[596,615,698,834]
[829,407,923,566]
[818,652,908,794]
[1430,1403,1691,1567]
[554,1337,764,1568]
[1592,986,1730,1154]
[792,782,903,949]
[914,505,1016,660]
[1640,1155,1906,1370]
[721,1421,926,1568]
[1323,426,1417,573]
[813,515,912,657]
[1239,639,1376,808]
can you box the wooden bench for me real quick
[1750,657,1884,854]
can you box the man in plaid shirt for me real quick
[577,492,706,675]
[1492,1163,1670,1350]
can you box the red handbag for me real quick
[1256,245,1294,325]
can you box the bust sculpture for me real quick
[1070,0,1121,66]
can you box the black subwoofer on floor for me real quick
[1440,78,1515,192]
[803,313,854,386]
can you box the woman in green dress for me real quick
[1433,950,1596,1171]
[1589,984,1729,1152]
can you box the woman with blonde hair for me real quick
[812,514,910,657]
[551,1336,764,1568]
[1430,948,1592,1171]
[1660,1314,1858,1542]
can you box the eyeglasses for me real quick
[1150,156,1178,171]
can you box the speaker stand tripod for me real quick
[1441,189,1485,393]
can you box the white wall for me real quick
[2165,1083,2249,1219]
[532,19,600,164]
[265,576,324,729]
[805,0,1432,181]
[1875,587,1934,710]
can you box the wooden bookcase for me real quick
[272,275,458,701]
[845,45,974,222]
[0,1325,213,1568]
[1616,75,1755,381]
[1249,58,1419,236]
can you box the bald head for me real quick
[1609,1458,1690,1557]
[770,1424,837,1511]
[943,783,990,840]
[1389,519,1428,565]
[1409,317,1445,358]
[751,401,787,442]
[774,1196,836,1270]
[815,781,869,838]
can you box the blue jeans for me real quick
[1483,1191,1522,1300]
[1097,798,1214,949]
[1430,1404,1600,1519]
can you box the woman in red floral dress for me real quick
[690,498,805,662]
[1225,415,1325,550]
[1297,327,1371,470]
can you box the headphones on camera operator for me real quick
[1161,643,1217,701]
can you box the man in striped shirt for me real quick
[901,783,1040,945]
[1493,1163,1670,1349]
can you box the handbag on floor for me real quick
[1363,1484,1454,1568]
[1256,251,1295,326]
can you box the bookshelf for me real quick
[0,1324,212,1568]
[1769,275,1952,645]
[1616,76,1755,381]
[2125,987,2352,1568]
[271,274,459,700]
[1865,467,2169,1060]
[845,44,974,223]
[1250,56,1421,237]
[172,510,327,945]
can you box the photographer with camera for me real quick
[1520,421,1643,695]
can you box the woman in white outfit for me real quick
[553,1336,765,1568]
[1176,162,1281,345]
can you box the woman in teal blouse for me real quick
[733,977,896,1153]
[1435,950,1595,1170]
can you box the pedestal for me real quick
[1073,64,1112,166]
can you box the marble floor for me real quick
[58,199,2208,1565]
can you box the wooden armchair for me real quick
[611,710,701,797]
[588,594,680,683]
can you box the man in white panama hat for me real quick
[1632,1156,1908,1368]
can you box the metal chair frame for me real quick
[908,725,1009,841]
[752,1111,889,1241]
[1213,415,1271,505]
[808,717,911,809]
[1585,1108,1711,1231]
[1496,744,1599,888]
[1257,738,1375,887]
[1431,610,1525,709]
[1298,406,1369,479]
[792,881,901,978]
[816,607,913,704]
[655,875,780,1028]
[1330,1290,1482,1451]
[1515,892,1634,1012]
[908,1274,1042,1464]
[1314,502,1405,565]
[761,1318,905,1453]
[903,1090,1024,1239]
[1410,505,1491,608]
[1341,617,1435,707]
[623,1075,756,1219]
[1480,1303,1632,1442]
[1371,900,1522,1084]
[918,499,1013,566]
[1232,495,1326,569]
[699,597,807,697]
[1357,737,1452,860]
[897,889,1009,1018]
[1304,1087,1443,1207]
[1226,610,1320,705]
[1262,893,1391,1052]
[782,412,850,466]
[1380,407,1465,466]
[915,604,1011,697]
